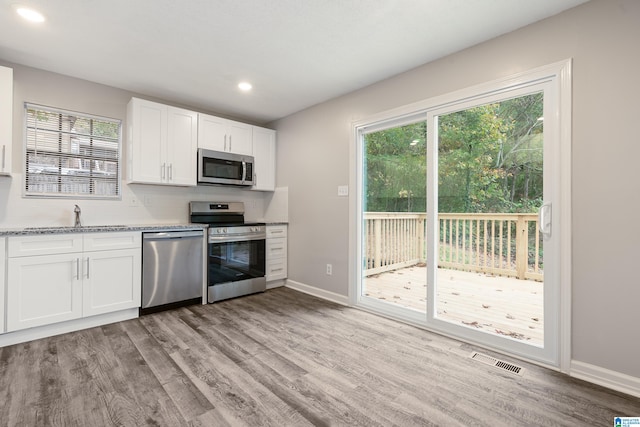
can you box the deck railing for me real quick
[364,212,543,281]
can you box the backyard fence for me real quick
[363,212,543,281]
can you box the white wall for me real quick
[0,61,268,227]
[272,0,640,381]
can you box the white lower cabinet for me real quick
[7,252,83,330]
[0,237,6,333]
[6,232,141,332]
[266,225,287,282]
[82,248,141,317]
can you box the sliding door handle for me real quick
[538,202,552,238]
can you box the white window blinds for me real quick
[24,103,121,198]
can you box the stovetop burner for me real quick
[189,201,265,232]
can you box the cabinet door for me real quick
[83,248,141,317]
[197,113,228,151]
[127,98,166,184]
[167,106,198,186]
[227,121,253,155]
[7,254,83,331]
[0,238,5,333]
[252,127,276,191]
[0,66,12,176]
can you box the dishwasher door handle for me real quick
[143,231,204,240]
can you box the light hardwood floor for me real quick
[0,287,638,426]
[364,266,544,345]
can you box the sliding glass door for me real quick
[358,117,429,323]
[426,85,556,363]
[354,62,570,367]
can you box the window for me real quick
[24,103,121,198]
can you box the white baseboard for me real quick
[0,308,139,347]
[284,279,350,306]
[571,360,640,399]
[266,279,286,290]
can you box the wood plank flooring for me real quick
[1,287,638,426]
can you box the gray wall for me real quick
[272,0,640,378]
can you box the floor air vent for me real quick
[469,351,524,376]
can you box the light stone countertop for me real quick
[0,223,208,237]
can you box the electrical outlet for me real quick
[326,263,332,275]
[337,185,349,196]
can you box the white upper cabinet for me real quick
[252,126,276,191]
[0,65,13,176]
[166,106,198,185]
[198,113,252,155]
[127,98,197,186]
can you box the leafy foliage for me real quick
[364,122,427,212]
[363,92,544,214]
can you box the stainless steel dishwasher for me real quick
[141,229,205,314]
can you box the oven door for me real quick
[207,235,265,302]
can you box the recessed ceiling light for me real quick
[238,82,252,92]
[15,5,46,23]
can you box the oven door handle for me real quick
[209,233,266,243]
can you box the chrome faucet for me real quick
[74,204,82,228]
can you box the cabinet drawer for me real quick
[83,232,141,252]
[266,258,287,282]
[266,225,287,238]
[266,238,287,260]
[8,234,83,258]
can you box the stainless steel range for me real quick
[189,201,266,303]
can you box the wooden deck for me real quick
[363,265,544,346]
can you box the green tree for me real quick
[363,92,544,215]
[364,122,426,212]
[438,104,508,213]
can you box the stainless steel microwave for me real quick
[197,148,255,186]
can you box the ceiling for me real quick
[0,0,589,124]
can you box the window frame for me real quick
[23,103,122,200]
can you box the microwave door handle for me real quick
[242,160,247,183]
